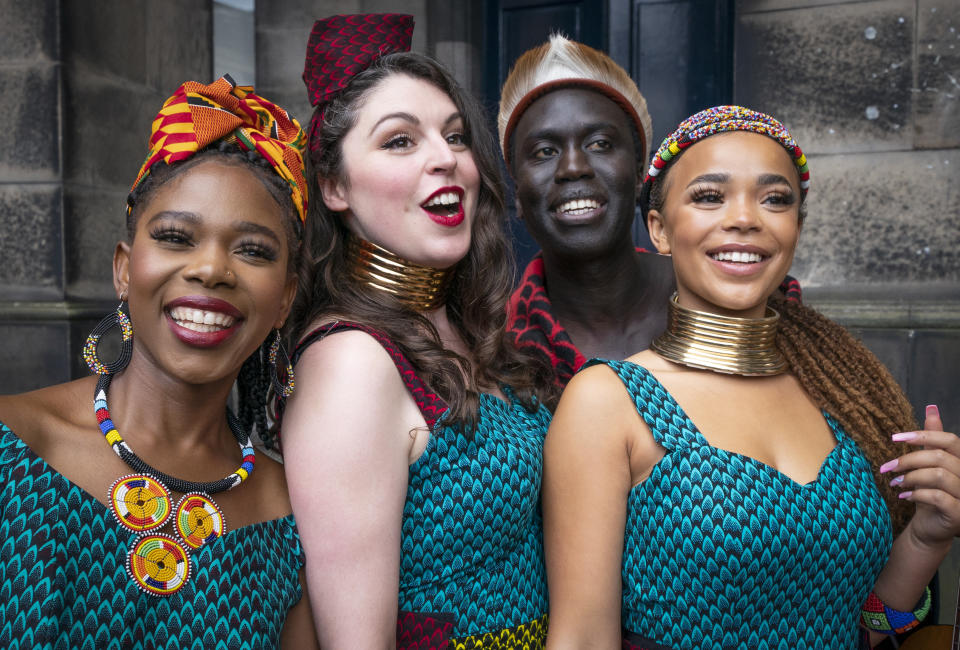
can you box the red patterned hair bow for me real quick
[303,13,414,157]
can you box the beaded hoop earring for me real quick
[83,299,134,375]
[268,329,295,398]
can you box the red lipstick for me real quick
[164,295,243,348]
[420,186,465,227]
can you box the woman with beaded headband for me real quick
[279,13,557,649]
[542,106,960,648]
[0,75,319,648]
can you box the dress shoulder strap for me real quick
[294,321,448,429]
[581,358,700,451]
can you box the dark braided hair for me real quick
[127,141,302,448]
[773,297,916,534]
[236,338,279,448]
[126,141,302,263]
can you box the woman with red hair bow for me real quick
[280,13,557,649]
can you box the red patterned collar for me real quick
[506,252,802,388]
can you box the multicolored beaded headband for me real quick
[130,75,308,223]
[640,105,810,213]
[303,13,414,159]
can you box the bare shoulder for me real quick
[0,377,96,452]
[294,324,403,386]
[561,363,632,408]
[290,325,416,419]
[552,358,665,483]
[283,322,424,457]
[550,363,636,443]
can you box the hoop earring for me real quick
[83,301,134,375]
[267,330,295,397]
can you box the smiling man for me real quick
[499,36,801,389]
[498,35,676,387]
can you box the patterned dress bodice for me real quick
[399,390,551,644]
[294,322,551,649]
[0,423,304,650]
[590,360,892,650]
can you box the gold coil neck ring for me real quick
[346,235,451,312]
[651,293,786,377]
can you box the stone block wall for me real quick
[0,0,212,393]
[62,0,213,299]
[735,0,960,622]
[0,0,62,311]
[735,0,960,427]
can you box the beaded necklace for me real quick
[94,373,255,596]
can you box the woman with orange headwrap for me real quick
[0,75,318,649]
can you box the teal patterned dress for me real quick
[588,360,892,650]
[0,422,305,650]
[294,322,552,649]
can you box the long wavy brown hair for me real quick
[288,52,559,429]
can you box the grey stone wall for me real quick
[0,0,212,393]
[0,1,61,291]
[736,0,960,622]
[735,0,960,426]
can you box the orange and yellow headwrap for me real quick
[130,74,308,223]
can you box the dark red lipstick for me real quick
[165,295,243,348]
[420,186,465,227]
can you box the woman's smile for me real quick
[165,295,243,347]
[647,131,802,319]
[121,158,296,383]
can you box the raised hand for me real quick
[881,405,960,548]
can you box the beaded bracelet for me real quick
[860,586,932,635]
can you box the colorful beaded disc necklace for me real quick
[94,372,255,596]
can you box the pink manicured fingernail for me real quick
[892,432,919,442]
[889,475,904,486]
[898,491,913,500]
[927,405,940,418]
[879,459,899,474]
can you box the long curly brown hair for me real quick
[288,52,559,429]
[773,298,916,534]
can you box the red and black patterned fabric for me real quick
[506,252,803,388]
[302,13,414,157]
[396,611,455,650]
[507,256,586,388]
[293,321,448,428]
